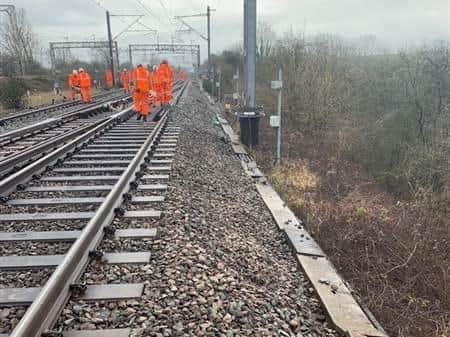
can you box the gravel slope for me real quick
[53,82,341,337]
[127,84,339,336]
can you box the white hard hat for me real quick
[72,70,78,74]
[78,67,84,72]
[123,68,127,71]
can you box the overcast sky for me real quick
[2,0,449,64]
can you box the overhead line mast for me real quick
[174,6,215,82]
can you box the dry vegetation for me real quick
[268,158,448,337]
[215,30,449,337]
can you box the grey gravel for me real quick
[0,306,27,333]
[0,268,54,288]
[0,242,72,256]
[56,83,339,337]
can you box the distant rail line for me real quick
[0,90,121,129]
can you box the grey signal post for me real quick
[271,69,283,165]
[244,0,256,108]
[106,11,115,86]
[240,0,260,146]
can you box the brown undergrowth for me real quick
[266,154,449,337]
[223,106,449,337]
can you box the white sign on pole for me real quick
[270,115,280,128]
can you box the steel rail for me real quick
[0,90,122,125]
[0,117,108,178]
[0,94,130,143]
[8,81,188,336]
[0,95,131,179]
[0,107,133,197]
[0,80,187,196]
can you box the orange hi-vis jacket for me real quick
[120,71,130,85]
[68,74,79,88]
[105,70,113,87]
[148,70,155,91]
[158,64,173,83]
[133,67,150,92]
[78,72,91,88]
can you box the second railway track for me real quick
[0,90,124,132]
[0,81,187,337]
[0,95,132,180]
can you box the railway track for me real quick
[0,81,187,337]
[0,95,131,179]
[0,90,123,132]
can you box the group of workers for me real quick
[124,60,175,121]
[67,68,92,103]
[67,60,184,121]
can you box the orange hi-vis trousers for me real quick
[80,87,91,103]
[153,83,162,104]
[133,90,149,116]
[123,82,130,93]
[160,81,172,104]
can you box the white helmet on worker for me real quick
[78,67,84,72]
[72,69,78,74]
[123,68,127,71]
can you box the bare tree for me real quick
[0,7,36,75]
[257,22,276,59]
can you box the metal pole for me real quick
[244,0,256,108]
[243,1,247,99]
[197,46,201,72]
[276,69,282,165]
[218,69,222,102]
[49,43,58,90]
[211,65,215,97]
[129,45,133,66]
[207,5,211,81]
[106,11,115,86]
[239,0,259,147]
[236,68,240,104]
[115,41,120,74]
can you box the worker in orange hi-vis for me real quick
[67,70,79,100]
[105,69,113,89]
[78,68,92,103]
[147,65,157,109]
[179,69,188,81]
[157,60,173,106]
[130,66,137,100]
[132,64,150,121]
[120,68,130,93]
[151,65,161,106]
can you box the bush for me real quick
[0,78,28,109]
[398,147,447,193]
[347,109,448,196]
